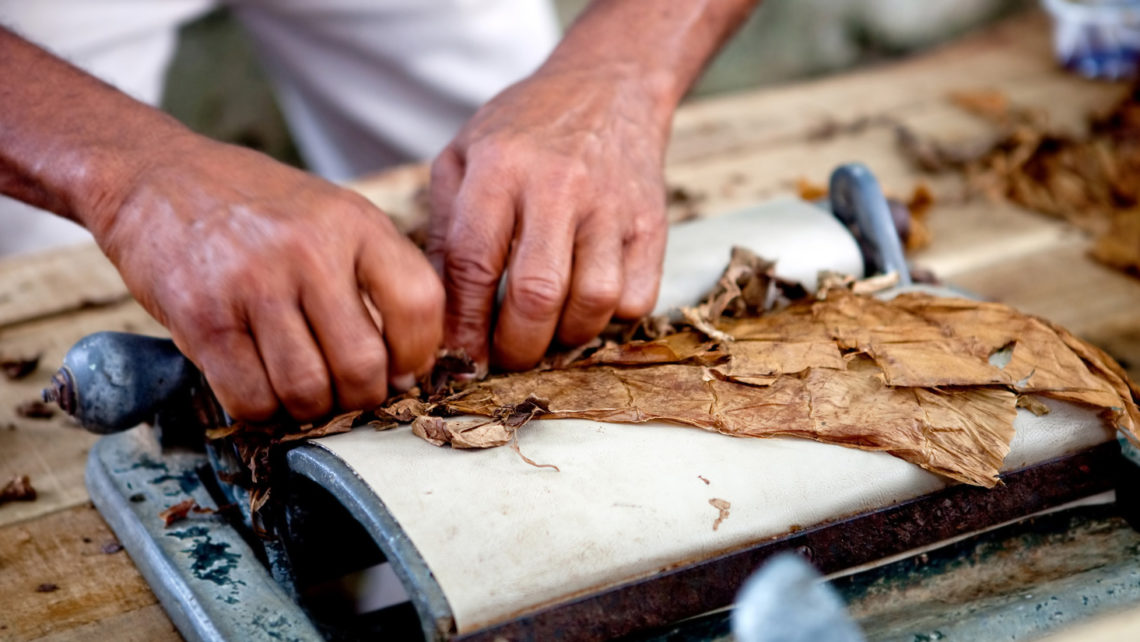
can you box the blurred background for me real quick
[162,0,1032,168]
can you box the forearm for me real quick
[546,0,760,119]
[0,27,190,236]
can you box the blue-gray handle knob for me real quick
[43,332,203,434]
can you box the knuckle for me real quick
[278,369,332,419]
[469,136,517,163]
[333,349,387,391]
[574,279,622,315]
[617,290,657,319]
[509,274,566,319]
[219,384,278,423]
[444,250,501,290]
[626,212,664,243]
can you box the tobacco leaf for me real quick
[438,290,1139,488]
[0,475,36,504]
[1,353,40,381]
[16,400,55,420]
[575,332,724,368]
[159,499,201,527]
[901,83,1140,276]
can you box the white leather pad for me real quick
[316,398,1112,634]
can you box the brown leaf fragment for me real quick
[709,498,731,531]
[508,432,560,472]
[159,499,200,527]
[699,246,777,322]
[35,583,58,593]
[711,340,844,387]
[666,184,707,223]
[1,352,41,380]
[948,88,1010,122]
[412,415,514,449]
[16,400,55,419]
[681,307,736,343]
[0,475,36,504]
[1017,395,1052,417]
[411,415,450,447]
[496,394,551,429]
[577,332,723,368]
[380,397,430,423]
[278,411,359,442]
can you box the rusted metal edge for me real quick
[455,442,1123,642]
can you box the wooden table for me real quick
[3,10,1139,640]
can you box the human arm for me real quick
[428,0,760,371]
[0,27,443,422]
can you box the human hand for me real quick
[91,134,443,422]
[428,65,671,371]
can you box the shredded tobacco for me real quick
[899,84,1140,275]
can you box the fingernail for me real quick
[392,373,416,392]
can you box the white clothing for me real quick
[0,0,559,255]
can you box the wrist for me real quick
[62,116,196,240]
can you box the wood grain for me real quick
[0,244,130,330]
[0,504,177,641]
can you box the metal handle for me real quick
[829,163,912,285]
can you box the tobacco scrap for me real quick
[900,83,1140,275]
[710,498,731,531]
[1,353,40,380]
[0,475,36,505]
[159,499,217,527]
[16,400,55,420]
[666,185,707,223]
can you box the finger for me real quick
[301,267,390,411]
[616,214,667,319]
[556,214,623,346]
[441,177,516,365]
[427,147,464,275]
[250,301,334,422]
[180,326,279,423]
[492,195,576,370]
[357,234,445,380]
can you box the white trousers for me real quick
[0,0,559,255]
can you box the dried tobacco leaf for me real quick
[710,498,731,531]
[0,475,36,504]
[160,499,201,527]
[438,289,1139,488]
[1,353,40,381]
[16,400,54,419]
[902,83,1140,276]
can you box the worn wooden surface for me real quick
[2,9,1139,639]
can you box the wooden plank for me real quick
[0,243,130,329]
[0,504,177,641]
[32,604,180,642]
[0,300,165,528]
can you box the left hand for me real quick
[428,65,671,371]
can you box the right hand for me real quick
[90,133,443,423]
